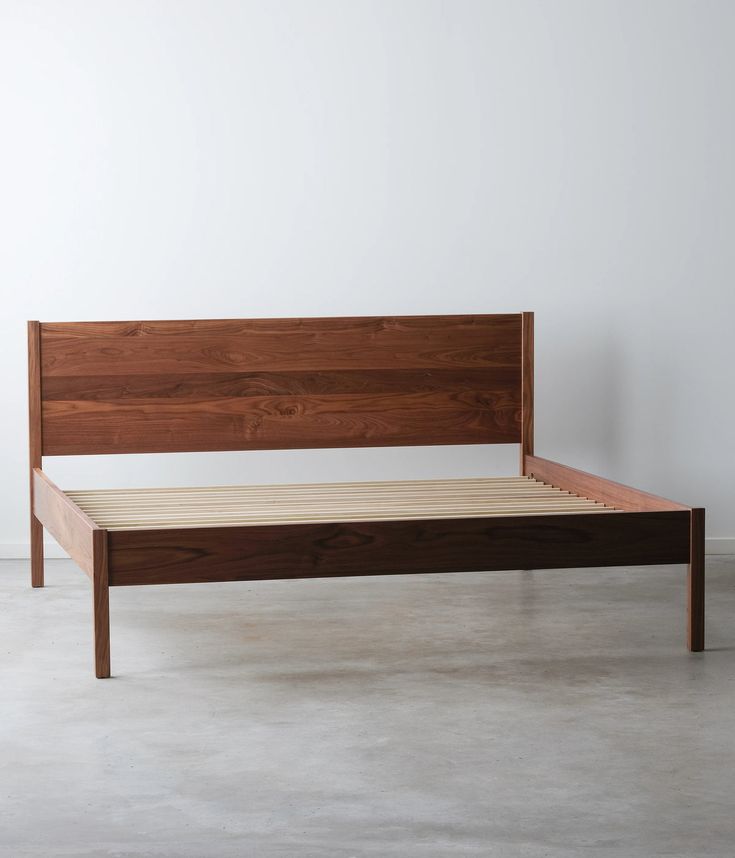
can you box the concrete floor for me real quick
[1,559,734,858]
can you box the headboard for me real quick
[28,313,534,457]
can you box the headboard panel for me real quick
[31,314,530,456]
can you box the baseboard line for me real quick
[0,539,733,560]
[702,538,735,555]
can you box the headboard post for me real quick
[520,311,534,474]
[28,320,44,587]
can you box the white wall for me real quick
[1,0,733,556]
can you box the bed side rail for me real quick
[32,468,99,577]
[523,455,691,512]
[525,455,703,650]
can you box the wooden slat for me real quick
[106,510,691,587]
[69,493,600,505]
[65,476,539,495]
[524,455,689,512]
[32,469,97,577]
[84,512,615,531]
[65,477,614,531]
[75,509,615,528]
[63,475,581,499]
[70,492,598,507]
[39,315,523,455]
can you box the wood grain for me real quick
[520,311,534,470]
[688,507,705,652]
[92,528,110,678]
[41,317,521,337]
[40,315,521,375]
[39,315,524,455]
[524,455,689,512]
[107,510,691,587]
[42,391,520,455]
[41,367,516,400]
[32,469,97,577]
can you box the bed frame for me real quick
[27,313,705,678]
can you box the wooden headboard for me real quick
[28,313,534,457]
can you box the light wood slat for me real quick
[78,499,607,516]
[65,476,616,532]
[73,497,586,513]
[84,506,611,521]
[66,487,583,506]
[65,479,595,507]
[93,511,616,531]
[72,490,600,510]
[64,478,598,498]
[65,476,539,496]
[76,505,611,521]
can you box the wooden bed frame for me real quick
[27,313,705,678]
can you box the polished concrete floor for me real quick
[1,558,734,858]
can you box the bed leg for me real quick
[30,515,44,588]
[29,319,44,588]
[687,508,705,653]
[93,530,111,678]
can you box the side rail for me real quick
[524,455,704,651]
[523,455,689,512]
[33,469,98,576]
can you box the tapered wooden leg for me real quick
[93,530,111,678]
[30,514,44,588]
[688,508,705,653]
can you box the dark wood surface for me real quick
[107,510,690,587]
[39,314,523,455]
[28,321,44,587]
[92,529,110,678]
[33,469,97,577]
[688,508,705,652]
[520,311,534,470]
[40,316,521,372]
[524,455,689,512]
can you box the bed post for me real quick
[93,529,111,678]
[28,321,44,588]
[688,507,705,652]
[520,312,534,475]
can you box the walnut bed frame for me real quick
[27,313,705,678]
